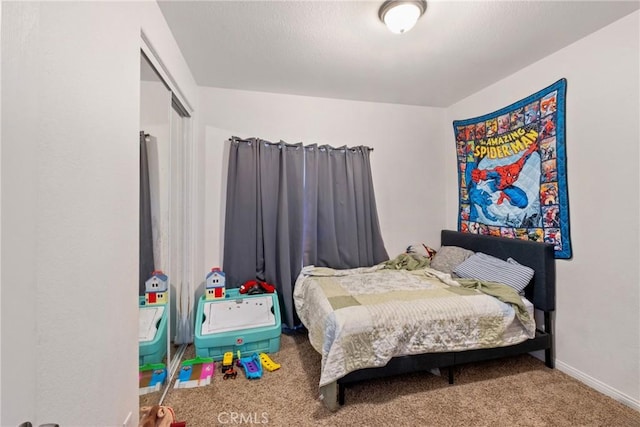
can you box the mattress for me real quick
[294,265,536,388]
[502,296,534,343]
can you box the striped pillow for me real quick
[452,252,534,293]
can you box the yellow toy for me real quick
[259,353,281,372]
[221,351,238,379]
[222,351,233,369]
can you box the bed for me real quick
[293,230,555,410]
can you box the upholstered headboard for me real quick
[441,230,556,312]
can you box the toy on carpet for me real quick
[138,405,185,427]
[173,356,215,389]
[139,363,167,395]
[221,351,238,380]
[238,352,263,379]
[222,351,234,372]
[258,353,281,372]
[223,366,238,380]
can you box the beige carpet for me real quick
[143,331,639,427]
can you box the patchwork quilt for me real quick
[294,265,535,408]
[453,79,571,258]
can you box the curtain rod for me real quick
[229,136,374,151]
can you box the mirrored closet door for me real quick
[139,50,190,405]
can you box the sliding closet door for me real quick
[140,52,173,404]
[139,35,195,406]
[169,99,194,346]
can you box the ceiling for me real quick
[158,0,639,108]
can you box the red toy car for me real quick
[223,367,238,380]
[239,280,275,295]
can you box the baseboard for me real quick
[555,360,640,411]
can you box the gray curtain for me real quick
[223,137,304,328]
[303,144,388,268]
[139,131,155,296]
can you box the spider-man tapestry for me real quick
[453,79,571,259]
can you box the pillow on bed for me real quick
[405,243,437,260]
[429,246,474,275]
[452,252,534,293]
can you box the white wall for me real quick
[198,87,447,272]
[0,1,3,421]
[445,11,640,408]
[1,3,38,423]
[1,2,197,425]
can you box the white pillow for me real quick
[430,246,474,275]
[452,252,534,293]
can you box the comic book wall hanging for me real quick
[453,79,571,259]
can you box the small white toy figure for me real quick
[145,270,169,305]
[205,267,226,300]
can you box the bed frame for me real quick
[337,229,556,405]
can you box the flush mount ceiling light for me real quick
[379,0,427,34]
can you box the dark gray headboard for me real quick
[441,230,556,312]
